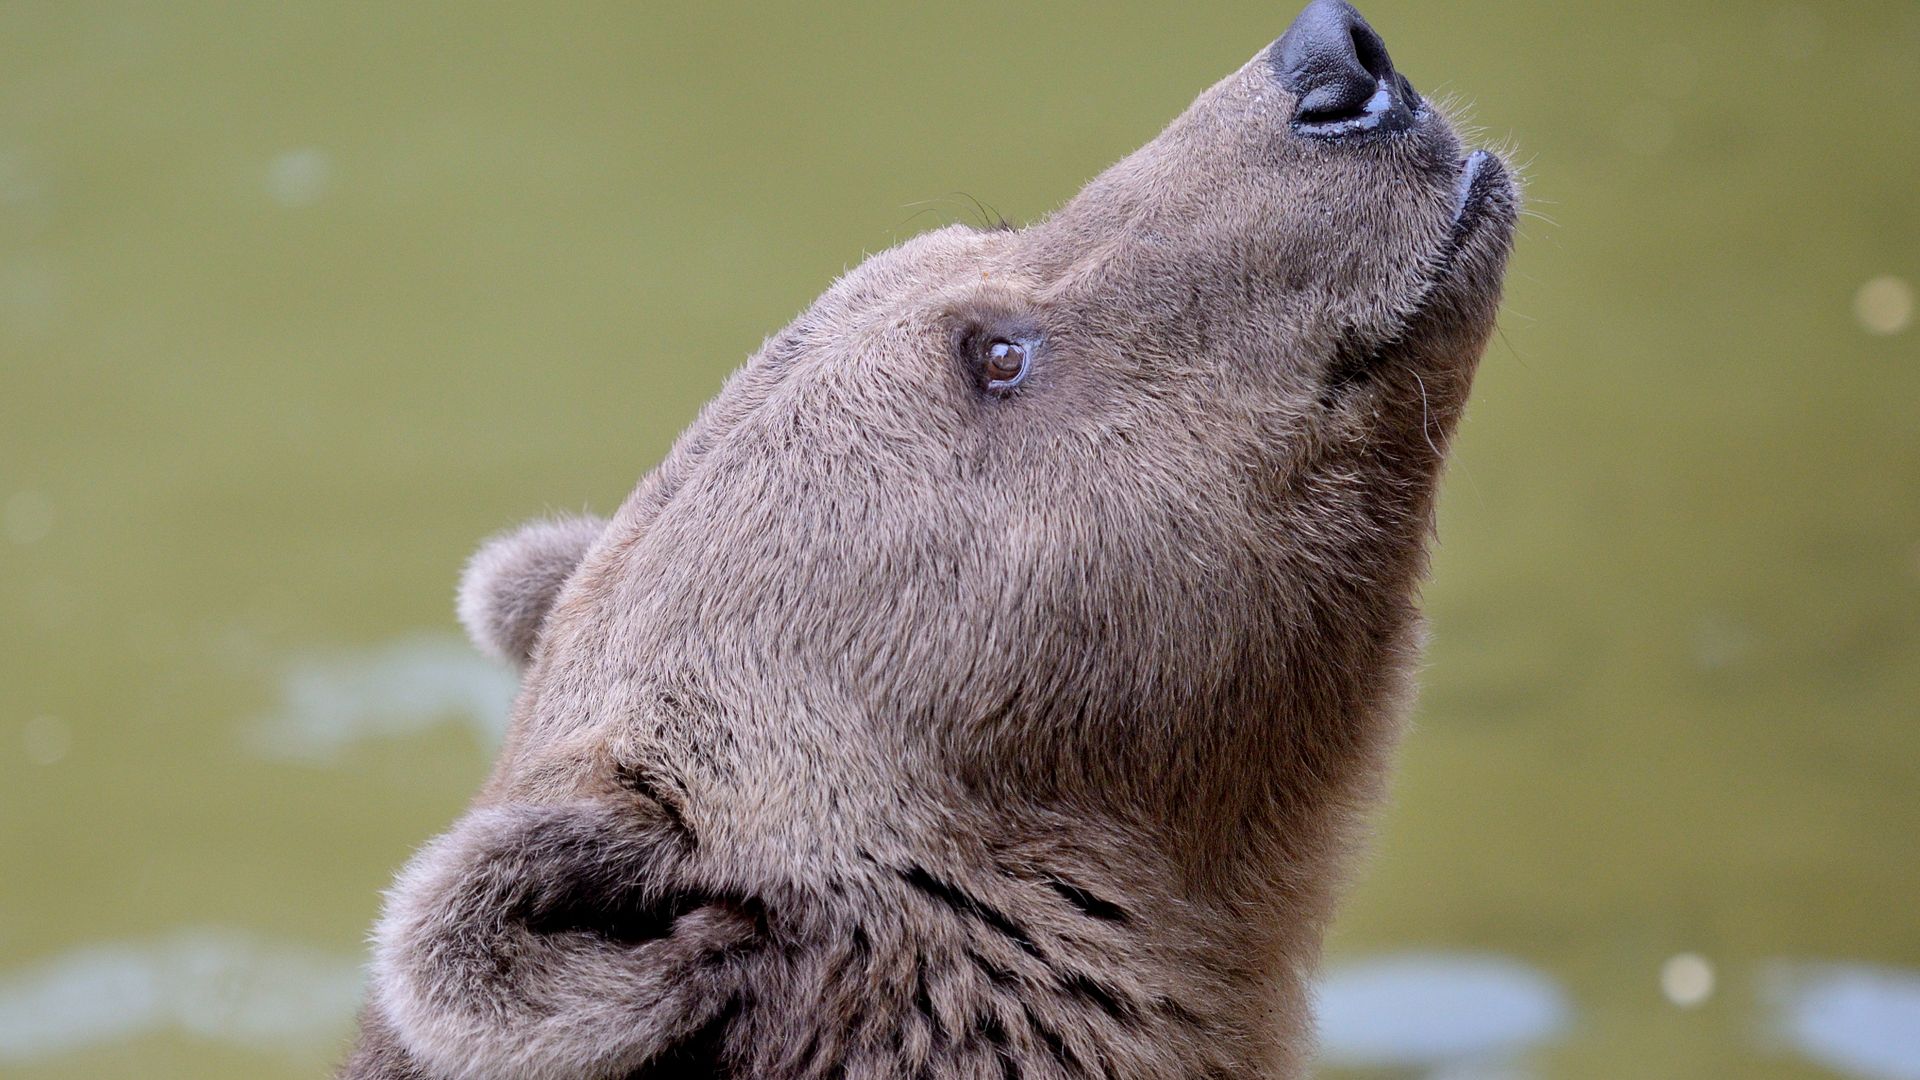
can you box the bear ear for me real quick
[456,515,606,668]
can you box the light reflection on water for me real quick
[0,928,363,1065]
[244,634,515,763]
[1310,954,1920,1080]
[1314,953,1568,1075]
[2,924,1916,1077]
[1765,962,1920,1080]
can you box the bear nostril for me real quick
[1270,0,1420,136]
[1350,23,1391,81]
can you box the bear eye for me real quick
[982,338,1031,391]
[953,317,1042,396]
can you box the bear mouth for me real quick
[1434,149,1510,276]
[1319,149,1514,401]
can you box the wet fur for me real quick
[340,29,1517,1080]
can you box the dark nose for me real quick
[1270,0,1421,136]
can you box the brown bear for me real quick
[340,1,1518,1077]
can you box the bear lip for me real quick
[1451,151,1495,223]
[1395,148,1516,313]
[1438,149,1509,269]
[1337,147,1515,385]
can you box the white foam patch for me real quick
[246,634,517,763]
[1766,961,1920,1080]
[1314,952,1569,1070]
[0,928,364,1064]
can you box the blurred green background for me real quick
[2,2,1916,1078]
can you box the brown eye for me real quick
[984,338,1031,390]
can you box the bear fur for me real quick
[457,515,608,668]
[341,8,1517,1078]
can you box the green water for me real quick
[3,3,1917,1077]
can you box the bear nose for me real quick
[1270,0,1421,136]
